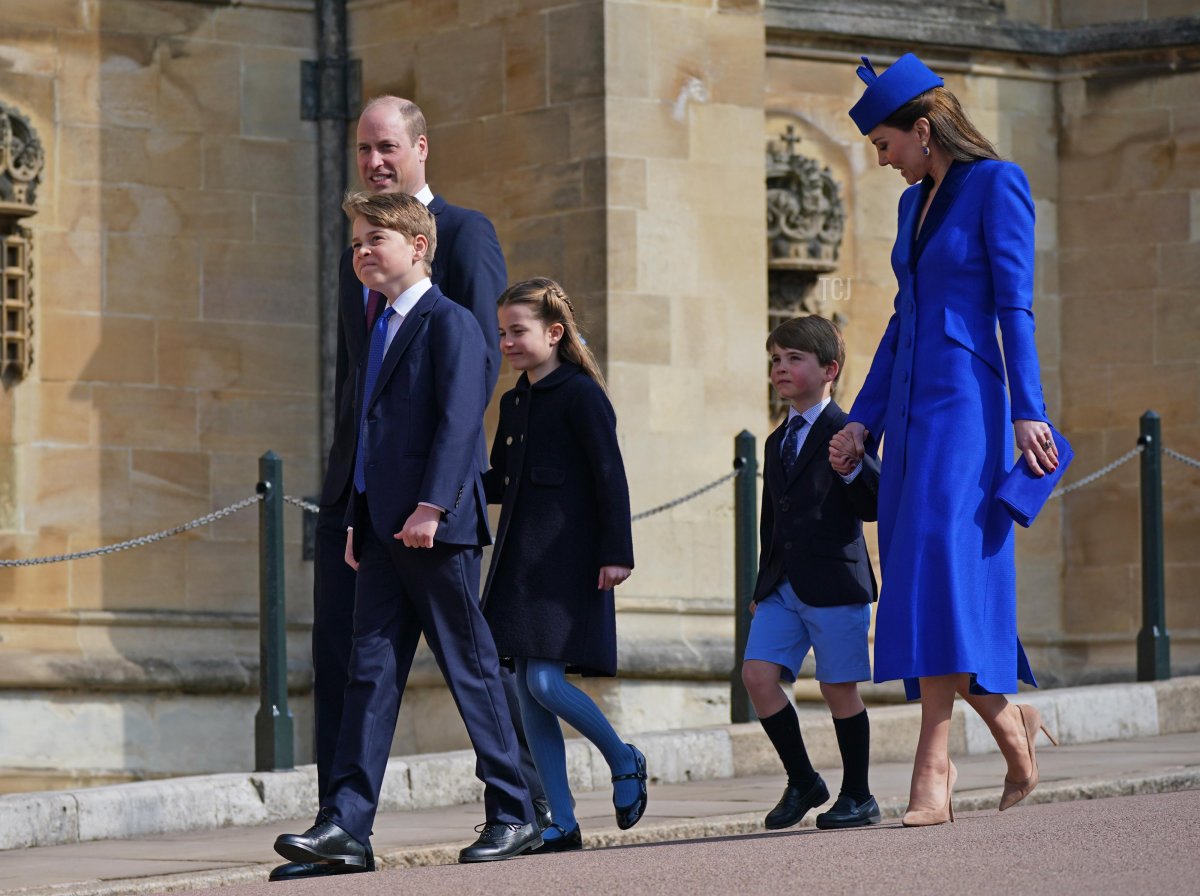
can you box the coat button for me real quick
[520,434,525,442]
[504,476,510,485]
[514,397,520,406]
[784,541,793,551]
[779,499,790,512]
[505,436,513,446]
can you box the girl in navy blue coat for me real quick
[482,278,646,851]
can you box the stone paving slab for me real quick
[4,676,1197,854]
[1,731,1196,896]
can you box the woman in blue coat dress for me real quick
[833,54,1060,826]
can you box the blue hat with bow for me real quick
[848,53,944,135]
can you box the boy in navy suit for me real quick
[740,315,882,831]
[273,191,541,870]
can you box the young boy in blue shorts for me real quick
[741,315,882,830]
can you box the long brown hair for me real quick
[883,86,1000,162]
[498,278,606,392]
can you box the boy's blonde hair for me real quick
[766,315,845,381]
[342,190,437,274]
[498,278,606,392]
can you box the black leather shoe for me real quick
[268,855,375,882]
[613,743,648,830]
[458,821,543,863]
[533,796,553,830]
[273,820,367,869]
[764,776,830,830]
[815,793,882,829]
[530,823,583,854]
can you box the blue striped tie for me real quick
[353,306,397,494]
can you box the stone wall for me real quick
[0,0,320,787]
[1056,55,1200,680]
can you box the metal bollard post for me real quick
[731,430,758,724]
[1136,412,1170,681]
[256,451,295,770]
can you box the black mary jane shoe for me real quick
[815,793,882,830]
[458,821,543,863]
[531,822,583,853]
[764,776,829,830]
[612,743,649,830]
[273,819,368,869]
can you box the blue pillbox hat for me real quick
[848,53,944,135]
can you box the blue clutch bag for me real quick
[996,426,1074,528]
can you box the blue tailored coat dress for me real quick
[481,363,634,677]
[848,159,1049,699]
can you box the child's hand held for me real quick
[396,505,441,548]
[344,528,359,570]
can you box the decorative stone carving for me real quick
[0,100,44,384]
[765,124,849,417]
[766,124,844,273]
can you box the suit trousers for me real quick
[310,495,544,811]
[324,508,534,843]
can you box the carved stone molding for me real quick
[0,100,44,384]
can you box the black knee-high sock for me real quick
[759,703,817,788]
[832,709,871,800]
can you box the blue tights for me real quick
[512,657,638,838]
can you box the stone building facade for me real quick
[0,0,1196,787]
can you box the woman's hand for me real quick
[1014,419,1058,477]
[828,429,862,475]
[598,565,632,590]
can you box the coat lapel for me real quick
[912,159,977,264]
[364,286,438,412]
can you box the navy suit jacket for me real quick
[753,400,880,608]
[319,195,505,508]
[346,283,492,552]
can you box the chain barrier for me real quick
[1164,447,1200,471]
[284,495,321,514]
[0,494,264,568]
[1049,444,1144,500]
[0,441,1190,566]
[631,468,743,522]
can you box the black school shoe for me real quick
[815,793,882,829]
[764,776,830,830]
[268,851,375,882]
[273,819,368,869]
[458,821,543,862]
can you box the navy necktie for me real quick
[781,415,806,477]
[353,306,397,494]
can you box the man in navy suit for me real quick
[276,97,544,882]
[274,192,541,870]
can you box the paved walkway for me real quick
[3,731,1197,896]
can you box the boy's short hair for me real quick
[766,315,846,380]
[342,190,437,273]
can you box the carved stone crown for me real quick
[766,125,844,273]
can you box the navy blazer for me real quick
[319,195,505,508]
[753,400,880,608]
[346,284,491,552]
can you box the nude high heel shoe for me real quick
[998,704,1059,811]
[902,759,957,827]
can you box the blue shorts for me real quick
[744,580,872,684]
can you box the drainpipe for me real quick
[302,0,360,475]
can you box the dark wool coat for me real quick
[481,362,634,677]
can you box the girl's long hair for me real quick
[883,86,1000,162]
[498,278,606,392]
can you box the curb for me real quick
[2,676,1198,852]
[6,768,1199,896]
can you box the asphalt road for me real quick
[179,789,1200,896]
